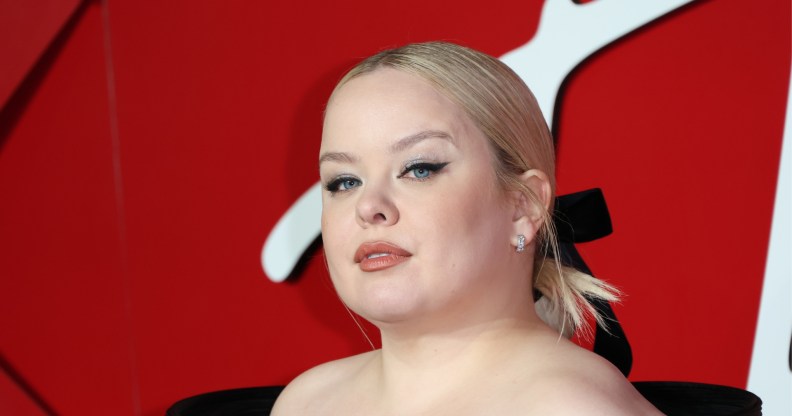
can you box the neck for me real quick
[362,255,553,408]
[372,297,549,400]
[380,314,538,364]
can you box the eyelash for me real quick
[324,162,449,194]
[325,176,361,193]
[397,162,449,181]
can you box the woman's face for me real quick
[320,68,525,328]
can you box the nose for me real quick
[355,183,399,228]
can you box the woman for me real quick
[272,41,661,415]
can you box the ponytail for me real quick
[533,246,619,338]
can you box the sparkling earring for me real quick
[516,234,526,253]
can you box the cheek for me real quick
[321,205,343,266]
[320,200,358,285]
[438,177,505,228]
[415,185,510,264]
[321,196,356,242]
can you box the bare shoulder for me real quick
[270,351,376,416]
[524,343,662,415]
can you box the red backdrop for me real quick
[1,0,789,414]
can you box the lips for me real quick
[354,241,412,272]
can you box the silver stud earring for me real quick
[516,234,526,253]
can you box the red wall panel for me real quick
[0,2,138,414]
[0,0,81,109]
[1,0,788,414]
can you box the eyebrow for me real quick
[318,151,358,166]
[318,130,455,166]
[390,130,455,153]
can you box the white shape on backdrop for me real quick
[500,0,693,126]
[261,0,694,283]
[746,65,792,415]
[261,182,322,282]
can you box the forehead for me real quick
[329,68,452,112]
[322,69,474,147]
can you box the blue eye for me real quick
[325,176,361,193]
[412,167,431,178]
[399,162,449,180]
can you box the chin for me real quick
[344,287,425,326]
[358,307,418,327]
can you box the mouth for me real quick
[354,241,412,272]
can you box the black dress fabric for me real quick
[633,382,762,416]
[166,386,284,416]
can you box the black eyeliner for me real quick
[397,161,450,178]
[325,175,360,193]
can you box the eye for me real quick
[325,176,362,194]
[412,166,432,179]
[398,162,449,181]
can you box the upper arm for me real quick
[270,366,327,416]
[270,357,361,416]
[270,381,305,416]
[528,359,662,415]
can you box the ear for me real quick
[510,169,552,244]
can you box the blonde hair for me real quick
[331,41,618,337]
